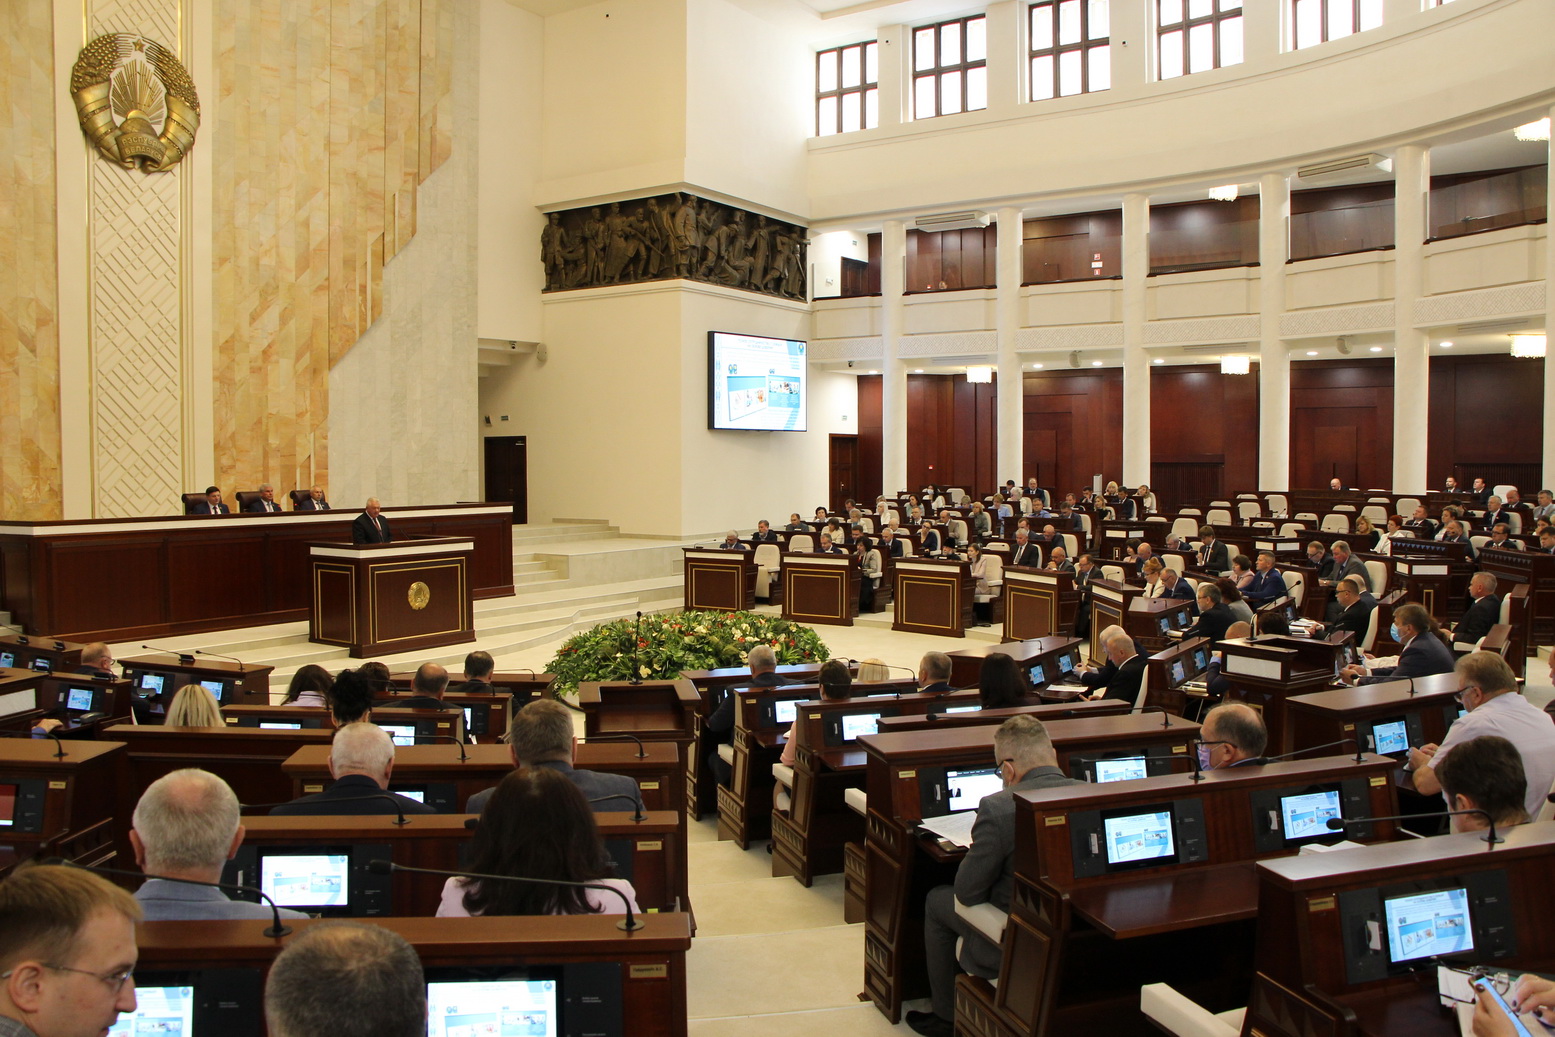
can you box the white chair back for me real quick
[1061,533,1080,558]
[1493,484,1516,500]
[1281,569,1305,608]
[1363,560,1388,596]
[1396,497,1421,515]
[898,538,915,556]
[786,534,813,553]
[1146,515,1169,524]
[949,519,969,545]
[1206,509,1231,526]
[1294,512,1318,523]
[1179,508,1202,517]
[1508,513,1523,533]
[1101,564,1124,582]
[949,488,966,505]
[1210,500,1231,508]
[1019,497,1032,515]
[1361,505,1388,525]
[860,516,875,533]
[1277,521,1305,538]
[1162,553,1189,574]
[754,543,781,569]
[1171,517,1199,541]
[931,495,947,510]
[1360,604,1379,652]
[1236,501,1261,522]
[1078,513,1094,536]
[980,553,1004,597]
[986,541,1010,554]
[1265,494,1288,516]
[1320,513,1350,532]
[1333,504,1356,513]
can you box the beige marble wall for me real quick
[211,0,458,500]
[0,0,61,521]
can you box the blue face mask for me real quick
[1195,742,1214,770]
[1390,623,1402,643]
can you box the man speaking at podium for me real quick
[351,498,392,544]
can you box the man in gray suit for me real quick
[907,716,1083,1037]
[467,698,642,815]
[1323,540,1369,622]
[130,768,309,921]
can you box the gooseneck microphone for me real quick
[583,733,647,758]
[411,732,469,761]
[628,611,645,686]
[141,643,197,665]
[1327,808,1501,849]
[195,649,248,673]
[366,859,642,932]
[1128,704,1174,729]
[49,860,293,938]
[1263,737,1365,764]
[588,794,647,822]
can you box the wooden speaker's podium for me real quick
[892,557,975,637]
[681,547,757,612]
[780,554,860,626]
[1001,568,1079,640]
[309,536,475,658]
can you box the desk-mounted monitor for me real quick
[107,969,262,1037]
[1248,778,1372,853]
[1337,871,1516,985]
[1067,798,1209,879]
[1168,659,1186,687]
[1361,714,1424,758]
[1027,661,1047,687]
[1190,645,1210,675]
[1157,616,1172,635]
[707,331,807,432]
[918,764,1002,818]
[388,782,456,813]
[197,678,233,704]
[240,715,325,730]
[29,657,51,672]
[225,843,391,917]
[821,708,899,747]
[1069,745,1186,784]
[424,965,618,1037]
[62,685,98,713]
[0,651,13,668]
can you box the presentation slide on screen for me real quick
[262,854,349,908]
[66,686,95,711]
[1104,811,1175,865]
[0,652,12,667]
[380,725,418,746]
[1280,790,1342,841]
[945,767,1003,812]
[841,713,883,741]
[710,333,806,431]
[1095,757,1148,784]
[1385,888,1474,963]
[426,979,558,1037]
[107,985,196,1036]
[1372,720,1408,755]
[774,700,798,724]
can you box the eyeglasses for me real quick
[0,963,136,993]
[1196,739,1232,751]
[1454,685,1479,705]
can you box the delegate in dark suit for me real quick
[1324,597,1375,640]
[466,758,641,815]
[1009,543,1042,568]
[1196,540,1230,573]
[921,766,1083,1021]
[1329,557,1368,590]
[245,498,283,513]
[296,497,330,511]
[1181,602,1235,644]
[1243,568,1285,605]
[1090,653,1145,705]
[190,501,229,515]
[1452,594,1501,647]
[269,772,436,817]
[1358,633,1456,684]
[706,672,788,786]
[352,511,393,544]
[1072,567,1097,638]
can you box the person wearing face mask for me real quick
[1195,703,1268,770]
[908,716,1082,1037]
[1340,603,1454,685]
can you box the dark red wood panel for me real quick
[1023,369,1123,497]
[857,375,883,499]
[1427,353,1545,489]
[1149,364,1260,506]
[1289,360,1393,489]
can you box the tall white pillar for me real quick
[1121,192,1150,487]
[881,219,908,494]
[995,206,1025,485]
[1392,144,1430,491]
[877,25,905,132]
[1544,105,1555,491]
[1258,172,1291,490]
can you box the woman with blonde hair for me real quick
[164,684,223,727]
[856,658,891,683]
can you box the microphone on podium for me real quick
[195,648,248,673]
[1128,704,1174,729]
[588,794,647,822]
[408,732,468,761]
[141,643,197,665]
[1326,808,1501,849]
[366,859,643,932]
[1262,737,1365,764]
[582,733,647,758]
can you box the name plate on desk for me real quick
[790,554,852,569]
[1255,539,1299,552]
[1223,654,1284,681]
[1093,586,1125,606]
[1396,561,1448,576]
[684,550,745,561]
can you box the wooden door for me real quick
[829,435,859,513]
[483,436,527,523]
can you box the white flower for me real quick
[639,665,650,677]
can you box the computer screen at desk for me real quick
[424,964,620,1037]
[823,708,900,747]
[1028,662,1046,686]
[225,843,391,917]
[1249,778,1372,852]
[1362,714,1425,757]
[0,652,11,667]
[107,969,262,1037]
[1336,870,1515,984]
[774,699,798,725]
[1068,798,1209,878]
[30,658,51,672]
[388,782,456,813]
[1069,745,1187,784]
[1169,660,1185,686]
[64,686,96,712]
[379,723,418,746]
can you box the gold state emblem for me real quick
[70,34,200,173]
[407,582,431,611]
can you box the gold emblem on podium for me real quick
[407,582,431,610]
[70,34,201,173]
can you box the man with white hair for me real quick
[131,768,308,920]
[270,723,435,816]
[245,483,283,513]
[1075,626,1145,705]
[351,497,392,544]
[706,645,790,787]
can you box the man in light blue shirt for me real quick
[130,768,308,921]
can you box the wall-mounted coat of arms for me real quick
[70,33,201,173]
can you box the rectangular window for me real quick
[913,16,988,119]
[1030,0,1111,101]
[1292,0,1382,50]
[1158,0,1243,80]
[816,41,879,137]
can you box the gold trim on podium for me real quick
[368,560,468,646]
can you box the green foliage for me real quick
[545,610,830,696]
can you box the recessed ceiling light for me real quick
[868,369,878,374]
[1306,350,1318,356]
[1369,346,1383,352]
[1439,341,1453,349]
[913,369,923,373]
[1091,360,1103,367]
[1514,117,1550,142]
[1031,363,1043,369]
[1152,358,1164,365]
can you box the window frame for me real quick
[1156,0,1243,80]
[912,15,989,120]
[1291,0,1383,50]
[1028,0,1112,102]
[815,40,879,138]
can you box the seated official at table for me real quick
[816,532,844,555]
[0,864,142,1037]
[1324,541,1368,594]
[1342,604,1454,685]
[909,716,1084,1037]
[1192,526,1230,574]
[1433,735,1531,834]
[270,723,437,817]
[190,484,229,515]
[878,526,904,557]
[1131,541,1155,579]
[753,519,779,543]
[1452,572,1502,648]
[1044,545,1075,573]
[784,513,806,532]
[281,664,333,707]
[918,651,954,694]
[1485,523,1520,550]
[1077,626,1144,704]
[296,484,331,510]
[780,658,851,771]
[1180,583,1235,643]
[969,501,992,539]
[264,923,425,1037]
[131,769,309,921]
[859,536,882,611]
[165,684,223,727]
[1407,652,1555,820]
[1197,703,1268,769]
[73,641,116,678]
[330,668,376,726]
[396,662,451,711]
[350,497,392,544]
[1320,576,1375,639]
[1009,528,1041,568]
[1304,541,1333,580]
[707,646,791,787]
[246,483,284,513]
[440,768,639,918]
[977,653,1025,710]
[1216,578,1255,626]
[1242,551,1285,606]
[469,699,641,815]
[454,650,496,693]
[1160,568,1196,612]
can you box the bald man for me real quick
[351,498,392,544]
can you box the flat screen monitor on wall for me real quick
[707,332,807,432]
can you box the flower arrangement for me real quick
[545,610,831,696]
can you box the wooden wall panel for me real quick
[1023,370,1124,496]
[1149,365,1259,509]
[1427,354,1545,491]
[904,375,996,493]
[1289,360,1394,490]
[857,375,883,500]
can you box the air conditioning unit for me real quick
[915,210,992,232]
[1296,153,1392,180]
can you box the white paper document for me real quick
[919,811,979,848]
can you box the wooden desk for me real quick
[374,689,515,740]
[1479,546,1555,644]
[893,558,976,637]
[682,547,757,612]
[120,653,274,709]
[0,668,48,730]
[0,503,514,641]
[1000,568,1080,641]
[873,699,1129,735]
[0,633,84,673]
[309,537,476,658]
[31,674,132,735]
[135,914,693,1037]
[0,739,125,857]
[781,553,859,626]
[857,714,1202,1022]
[234,810,685,916]
[1086,580,1142,662]
[955,755,1401,1037]
[578,680,699,745]
[389,671,554,739]
[945,637,1083,690]
[1285,673,1459,757]
[221,704,467,743]
[106,724,336,817]
[1217,635,1344,755]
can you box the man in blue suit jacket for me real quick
[468,698,642,815]
[1161,568,1198,615]
[296,485,331,511]
[1242,552,1285,605]
[190,486,229,515]
[1344,604,1456,685]
[245,484,284,513]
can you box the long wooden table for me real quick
[0,503,514,641]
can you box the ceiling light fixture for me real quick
[1207,185,1238,202]
[1305,350,1318,357]
[1152,358,1165,365]
[1510,333,1547,359]
[1221,356,1251,375]
[913,368,924,373]
[1091,360,1103,367]
[1369,346,1383,353]
[965,365,993,383]
[1513,117,1550,142]
[1031,363,1044,369]
[1438,341,1453,349]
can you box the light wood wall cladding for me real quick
[212,0,455,498]
[0,0,61,521]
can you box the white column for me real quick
[1121,192,1150,487]
[984,2,1020,117]
[877,25,905,132]
[881,219,908,494]
[1106,0,1149,91]
[1545,105,1555,491]
[995,206,1024,483]
[1392,144,1430,491]
[1258,172,1291,490]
